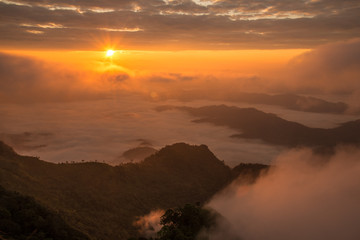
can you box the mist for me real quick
[0,97,284,166]
[1,40,360,165]
[285,39,360,94]
[207,147,360,240]
[133,209,164,238]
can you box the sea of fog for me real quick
[0,94,358,167]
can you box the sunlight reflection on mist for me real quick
[0,95,358,166]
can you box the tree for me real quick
[155,204,216,240]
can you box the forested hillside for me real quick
[0,141,267,239]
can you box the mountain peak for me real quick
[144,142,221,166]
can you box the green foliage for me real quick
[130,204,216,240]
[0,185,89,240]
[157,204,215,240]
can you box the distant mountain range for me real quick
[171,91,348,114]
[0,141,267,240]
[230,93,349,113]
[226,92,348,114]
[157,105,360,148]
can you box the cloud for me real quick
[133,209,165,238]
[1,44,359,167]
[285,38,360,94]
[207,146,360,240]
[0,131,53,151]
[266,39,360,112]
[94,40,360,110]
[0,52,107,102]
[0,52,135,103]
[0,53,280,166]
[0,0,359,49]
[0,95,284,166]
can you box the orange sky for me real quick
[0,0,359,105]
[0,0,358,88]
[3,48,308,76]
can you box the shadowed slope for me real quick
[0,186,90,240]
[0,141,263,240]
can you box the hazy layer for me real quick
[0,96,278,166]
[1,40,360,165]
[1,95,358,166]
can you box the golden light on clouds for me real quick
[1,48,308,76]
[0,0,359,238]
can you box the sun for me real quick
[106,49,115,57]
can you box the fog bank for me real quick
[208,147,360,240]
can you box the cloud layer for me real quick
[1,40,360,165]
[208,147,360,240]
[2,38,360,105]
[0,0,359,49]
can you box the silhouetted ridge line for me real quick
[228,92,348,114]
[159,105,360,148]
[0,141,266,240]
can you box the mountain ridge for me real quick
[0,141,267,240]
[158,105,360,148]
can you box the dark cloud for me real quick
[0,0,359,49]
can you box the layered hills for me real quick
[222,92,348,114]
[0,141,266,240]
[170,92,348,114]
[158,105,360,148]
